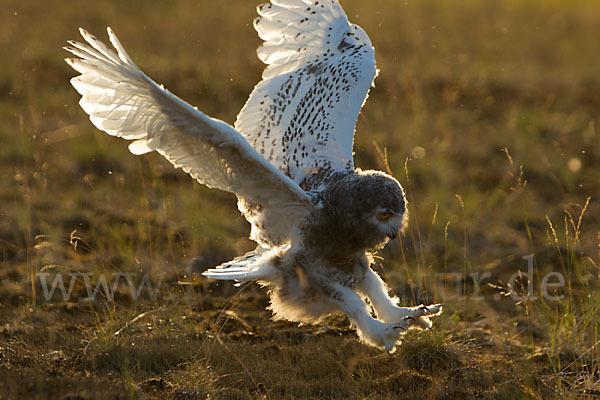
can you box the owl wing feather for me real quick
[235,0,378,191]
[65,28,313,244]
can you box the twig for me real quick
[542,339,600,379]
[114,307,164,337]
[215,335,266,398]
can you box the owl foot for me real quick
[373,317,415,354]
[403,303,445,330]
[379,303,445,329]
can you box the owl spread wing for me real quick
[65,28,313,244]
[235,0,378,191]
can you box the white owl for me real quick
[65,0,443,353]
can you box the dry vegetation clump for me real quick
[397,331,466,373]
[1,0,600,398]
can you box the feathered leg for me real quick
[359,267,444,329]
[325,282,413,353]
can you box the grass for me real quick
[1,0,600,398]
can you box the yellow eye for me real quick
[378,212,391,221]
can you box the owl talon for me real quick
[376,320,412,353]
[381,304,444,329]
[416,303,444,317]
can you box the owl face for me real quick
[361,193,408,250]
[354,171,407,249]
[369,206,407,241]
[322,170,408,251]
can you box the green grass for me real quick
[1,0,600,398]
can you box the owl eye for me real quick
[378,212,391,221]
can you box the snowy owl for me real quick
[65,0,443,352]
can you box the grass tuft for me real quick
[399,330,466,373]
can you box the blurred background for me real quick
[1,0,599,398]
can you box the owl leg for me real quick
[359,267,444,328]
[325,282,411,353]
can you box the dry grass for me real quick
[1,0,600,398]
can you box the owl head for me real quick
[324,169,408,250]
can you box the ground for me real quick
[1,0,599,398]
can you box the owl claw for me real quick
[379,319,412,353]
[380,304,444,331]
[415,303,445,317]
[373,307,442,353]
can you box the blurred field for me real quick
[1,0,600,398]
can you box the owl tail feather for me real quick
[202,245,282,283]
